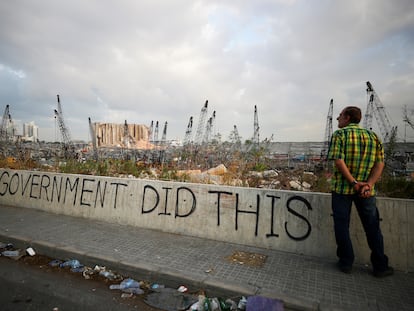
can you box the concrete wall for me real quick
[0,169,412,272]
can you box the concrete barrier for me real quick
[0,169,412,272]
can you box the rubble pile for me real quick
[128,163,323,192]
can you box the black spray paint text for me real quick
[0,170,312,240]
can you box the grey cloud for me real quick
[0,0,413,142]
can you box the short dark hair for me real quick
[344,106,362,124]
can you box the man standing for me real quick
[328,106,393,277]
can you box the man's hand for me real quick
[358,183,371,198]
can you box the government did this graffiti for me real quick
[0,170,313,241]
[0,170,128,209]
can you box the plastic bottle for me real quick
[109,278,140,290]
[237,296,247,310]
[209,298,220,311]
[197,295,211,311]
[224,298,237,310]
[60,259,82,269]
[1,250,22,257]
[197,295,205,311]
[99,270,117,280]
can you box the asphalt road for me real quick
[0,256,164,311]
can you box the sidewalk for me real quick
[0,204,413,311]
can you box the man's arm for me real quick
[334,159,364,193]
[366,162,384,188]
[334,159,356,184]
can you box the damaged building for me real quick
[93,122,152,149]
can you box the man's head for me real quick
[337,106,361,128]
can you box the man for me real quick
[328,106,393,277]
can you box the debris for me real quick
[210,298,220,311]
[82,266,96,279]
[145,287,197,311]
[26,247,36,256]
[263,170,279,178]
[206,164,227,176]
[93,265,106,271]
[109,278,144,295]
[0,242,11,249]
[57,259,87,273]
[60,259,82,269]
[99,270,120,280]
[302,181,311,189]
[188,296,236,311]
[109,278,140,290]
[225,251,267,267]
[177,285,188,293]
[225,298,238,310]
[0,242,257,310]
[289,180,303,190]
[237,296,247,310]
[121,293,133,298]
[94,265,122,280]
[1,249,21,257]
[1,249,24,260]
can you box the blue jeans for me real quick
[331,192,389,272]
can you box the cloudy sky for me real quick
[1,0,413,143]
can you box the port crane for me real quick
[229,125,241,145]
[156,121,168,164]
[210,111,216,141]
[88,117,98,160]
[0,105,11,142]
[403,106,414,131]
[194,100,208,145]
[245,105,260,152]
[203,111,216,144]
[363,81,397,143]
[321,99,333,160]
[54,95,77,159]
[183,116,193,146]
[160,121,168,145]
[253,105,260,145]
[154,121,159,143]
[203,117,213,144]
[148,121,154,142]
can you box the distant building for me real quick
[22,121,39,142]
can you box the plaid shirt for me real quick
[327,123,384,194]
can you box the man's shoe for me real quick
[373,267,394,278]
[337,262,352,274]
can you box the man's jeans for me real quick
[331,192,389,272]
